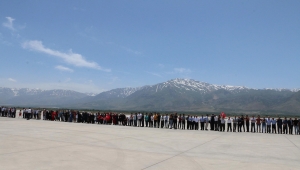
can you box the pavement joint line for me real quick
[0,144,74,156]
[283,135,300,150]
[141,133,224,170]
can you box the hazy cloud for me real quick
[146,71,163,78]
[121,46,142,55]
[22,40,111,72]
[174,68,192,74]
[3,17,15,31]
[8,78,17,82]
[55,65,74,72]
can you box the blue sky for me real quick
[1,1,299,93]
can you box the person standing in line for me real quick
[282,117,288,134]
[191,116,195,130]
[210,114,215,131]
[271,118,277,134]
[178,114,182,129]
[164,114,169,128]
[266,117,272,133]
[232,116,238,132]
[288,118,293,134]
[256,115,262,133]
[245,115,250,132]
[182,114,186,130]
[238,116,242,132]
[137,113,142,127]
[220,117,225,132]
[214,115,219,131]
[141,113,145,127]
[277,117,283,134]
[27,108,32,120]
[250,116,256,133]
[160,114,164,128]
[145,113,149,127]
[187,115,190,130]
[195,116,199,130]
[200,115,205,130]
[297,120,300,135]
[241,115,245,132]
[189,116,193,130]
[293,118,299,135]
[227,117,232,132]
[261,117,266,133]
[153,113,157,128]
[157,113,161,128]
[173,113,178,129]
[169,114,173,129]
[205,114,209,130]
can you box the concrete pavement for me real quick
[0,117,299,170]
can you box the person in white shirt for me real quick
[266,117,272,133]
[205,115,209,130]
[220,117,225,132]
[200,115,205,130]
[227,117,232,132]
[27,108,32,120]
[194,116,199,130]
[164,114,169,128]
[214,116,218,131]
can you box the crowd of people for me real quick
[1,106,300,135]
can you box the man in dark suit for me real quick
[210,114,215,131]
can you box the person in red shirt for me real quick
[256,115,262,133]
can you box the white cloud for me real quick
[3,17,15,31]
[8,78,17,82]
[146,71,162,78]
[55,65,74,72]
[121,46,142,55]
[22,40,111,72]
[174,68,192,74]
[158,64,165,68]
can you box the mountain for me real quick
[1,79,299,114]
[0,88,89,106]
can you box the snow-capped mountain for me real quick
[1,78,300,114]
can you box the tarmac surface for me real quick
[0,117,299,170]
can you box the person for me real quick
[181,114,185,130]
[227,117,232,132]
[200,115,205,130]
[178,114,182,129]
[173,113,178,129]
[188,116,193,130]
[293,118,299,135]
[262,117,266,133]
[214,115,219,131]
[210,114,215,131]
[233,116,238,132]
[266,117,272,133]
[18,110,22,118]
[186,115,190,130]
[194,116,199,130]
[220,117,225,132]
[271,118,276,134]
[288,118,293,134]
[133,113,137,127]
[240,115,245,132]
[250,116,256,132]
[153,113,158,128]
[145,113,149,127]
[282,117,288,134]
[169,114,173,129]
[238,116,242,132]
[137,113,142,127]
[27,108,32,120]
[205,114,209,130]
[245,115,250,132]
[164,114,169,128]
[160,114,164,128]
[277,117,283,134]
[256,115,262,133]
[297,120,300,135]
